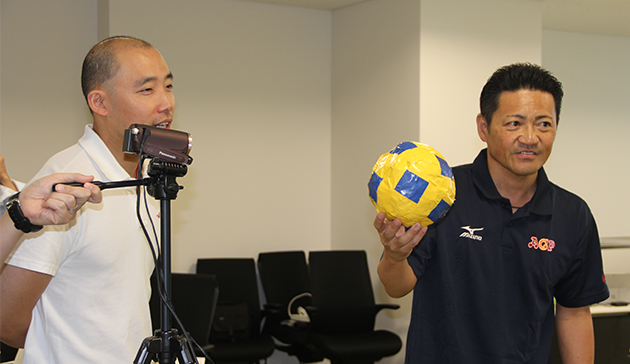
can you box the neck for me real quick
[487,163,538,211]
[93,123,139,177]
[118,154,141,177]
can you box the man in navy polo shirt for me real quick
[375,63,609,364]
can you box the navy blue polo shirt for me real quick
[405,149,609,364]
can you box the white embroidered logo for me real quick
[460,226,484,241]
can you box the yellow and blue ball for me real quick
[368,141,456,227]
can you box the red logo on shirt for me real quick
[528,236,555,252]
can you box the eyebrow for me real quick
[506,114,553,120]
[135,72,174,88]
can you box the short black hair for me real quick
[80,36,153,102]
[479,63,563,125]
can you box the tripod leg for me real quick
[173,333,196,364]
[134,336,159,364]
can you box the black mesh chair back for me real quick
[258,250,312,322]
[307,250,402,364]
[196,258,275,363]
[308,250,378,334]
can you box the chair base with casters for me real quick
[309,330,402,364]
[208,336,275,364]
[265,320,324,363]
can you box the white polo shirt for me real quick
[8,125,160,364]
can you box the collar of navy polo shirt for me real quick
[470,149,553,216]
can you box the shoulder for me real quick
[452,163,475,192]
[30,144,93,182]
[548,182,593,217]
[453,163,473,178]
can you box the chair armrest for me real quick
[263,303,282,316]
[304,305,318,317]
[375,303,400,314]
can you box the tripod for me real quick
[131,158,198,364]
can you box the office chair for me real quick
[257,251,324,363]
[196,258,275,364]
[150,272,219,357]
[307,250,402,364]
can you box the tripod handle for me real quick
[52,179,147,192]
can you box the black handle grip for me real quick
[52,180,146,192]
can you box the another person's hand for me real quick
[0,153,18,192]
[19,173,102,226]
[373,212,427,262]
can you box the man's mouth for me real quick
[155,121,171,129]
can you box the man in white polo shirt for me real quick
[0,36,176,364]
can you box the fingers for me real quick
[406,223,428,247]
[50,172,95,185]
[38,194,75,224]
[20,173,102,226]
[373,213,427,251]
[22,173,95,201]
[52,182,102,211]
[51,174,102,203]
[84,183,103,203]
[373,212,388,232]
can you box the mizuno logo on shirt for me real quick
[460,226,484,241]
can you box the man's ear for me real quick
[87,90,108,117]
[476,113,489,142]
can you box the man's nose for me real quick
[519,124,537,145]
[158,88,175,113]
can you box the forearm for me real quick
[377,253,417,298]
[0,267,32,348]
[0,213,24,264]
[0,308,29,348]
[555,304,595,364]
[0,265,52,348]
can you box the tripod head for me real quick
[145,158,188,201]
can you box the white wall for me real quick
[0,0,97,177]
[542,30,630,238]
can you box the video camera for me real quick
[123,124,193,165]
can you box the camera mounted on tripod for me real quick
[124,124,193,200]
[123,123,193,166]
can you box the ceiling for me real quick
[240,0,630,38]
